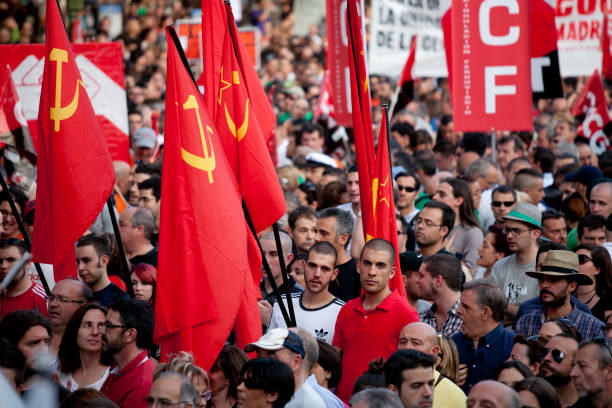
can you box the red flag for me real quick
[201,0,285,233]
[392,35,417,116]
[571,70,606,118]
[346,0,375,236]
[603,13,612,80]
[0,64,24,134]
[155,27,260,370]
[365,110,407,298]
[314,72,336,121]
[530,0,563,99]
[33,0,114,281]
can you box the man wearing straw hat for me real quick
[515,250,604,340]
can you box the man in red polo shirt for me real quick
[333,238,419,402]
[101,298,155,408]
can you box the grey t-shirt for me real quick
[449,224,484,273]
[490,254,538,305]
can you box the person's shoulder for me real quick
[301,382,326,406]
[109,283,129,298]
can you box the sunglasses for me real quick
[578,254,592,265]
[239,376,265,389]
[398,185,417,193]
[540,348,566,363]
[492,201,515,207]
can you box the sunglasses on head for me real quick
[398,185,417,193]
[492,201,515,207]
[539,348,566,363]
[578,254,592,265]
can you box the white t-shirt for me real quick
[490,254,538,305]
[268,293,345,344]
[58,367,110,392]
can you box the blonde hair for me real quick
[153,351,210,389]
[437,335,459,383]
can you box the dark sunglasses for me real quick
[578,254,592,265]
[239,376,264,389]
[539,348,566,363]
[398,185,417,193]
[492,201,515,207]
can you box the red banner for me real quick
[571,70,606,117]
[451,0,532,131]
[325,0,354,127]
[0,43,129,162]
[602,12,612,79]
[572,71,611,155]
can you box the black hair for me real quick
[493,360,534,382]
[513,378,561,408]
[383,349,436,389]
[461,132,488,156]
[577,214,606,238]
[512,335,541,365]
[134,162,161,176]
[423,253,463,291]
[316,339,342,389]
[414,150,437,176]
[108,298,154,350]
[422,201,456,239]
[0,340,26,387]
[138,176,161,201]
[492,185,518,201]
[394,171,421,191]
[240,358,295,408]
[288,206,318,230]
[0,310,50,346]
[76,233,111,258]
[353,358,386,394]
[533,147,555,173]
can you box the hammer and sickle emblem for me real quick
[219,68,250,142]
[180,95,216,183]
[49,48,84,132]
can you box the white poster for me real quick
[555,0,604,77]
[369,0,449,78]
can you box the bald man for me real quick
[398,323,466,408]
[466,380,521,408]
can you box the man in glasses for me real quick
[490,202,542,323]
[414,201,455,258]
[101,298,156,408]
[0,239,46,319]
[539,333,579,408]
[570,337,612,408]
[515,250,603,340]
[396,172,421,225]
[147,372,198,408]
[490,186,517,227]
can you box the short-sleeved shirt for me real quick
[101,351,155,408]
[267,292,345,343]
[0,281,47,318]
[420,298,463,337]
[333,290,419,402]
[93,283,129,308]
[515,304,604,340]
[452,323,515,394]
[490,254,538,305]
[448,224,484,272]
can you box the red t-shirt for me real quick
[101,350,155,408]
[0,282,47,318]
[332,289,419,402]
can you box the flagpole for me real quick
[243,203,294,327]
[272,223,297,327]
[0,171,50,295]
[106,198,134,297]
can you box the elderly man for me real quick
[147,372,198,408]
[569,337,612,408]
[466,380,521,408]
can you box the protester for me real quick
[541,210,568,245]
[350,388,404,408]
[208,345,250,408]
[383,349,436,408]
[475,224,512,279]
[0,309,50,368]
[311,339,342,391]
[137,176,161,232]
[0,341,26,392]
[493,360,534,387]
[153,352,210,407]
[118,207,159,267]
[398,251,426,311]
[237,358,295,408]
[147,371,198,408]
[573,244,612,322]
[513,377,561,408]
[414,201,455,257]
[538,333,580,407]
[508,335,541,375]
[569,337,612,408]
[333,239,419,402]
[56,303,112,391]
[466,380,521,408]
[130,263,157,306]
[490,186,518,227]
[288,206,318,256]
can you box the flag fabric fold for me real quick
[33,0,114,281]
[201,0,285,233]
[155,26,257,370]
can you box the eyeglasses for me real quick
[578,254,592,265]
[144,397,191,407]
[504,227,531,236]
[414,218,442,228]
[239,376,265,389]
[539,348,566,363]
[45,295,86,305]
[492,201,515,207]
[198,390,212,404]
[105,322,127,330]
[398,185,417,193]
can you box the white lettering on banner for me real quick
[462,0,471,115]
[531,57,551,92]
[369,0,450,78]
[484,66,518,113]
[479,0,520,45]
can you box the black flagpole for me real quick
[106,198,134,297]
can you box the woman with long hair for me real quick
[130,263,157,305]
[574,244,612,322]
[55,303,112,391]
[208,345,250,408]
[475,224,512,279]
[433,177,484,274]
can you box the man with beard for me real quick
[515,250,603,340]
[267,242,345,344]
[539,334,579,408]
[569,337,612,408]
[101,298,155,408]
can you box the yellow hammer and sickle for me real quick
[49,48,84,132]
[180,95,216,183]
[219,68,250,142]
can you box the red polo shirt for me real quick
[332,290,418,402]
[101,350,155,408]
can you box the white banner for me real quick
[369,0,449,78]
[555,0,605,77]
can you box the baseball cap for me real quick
[133,127,156,150]
[244,328,305,357]
[564,166,603,187]
[399,251,423,273]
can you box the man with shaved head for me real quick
[466,380,521,408]
[398,322,466,407]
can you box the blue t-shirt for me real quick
[93,282,129,307]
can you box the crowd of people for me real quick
[2,0,612,407]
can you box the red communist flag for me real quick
[346,0,375,236]
[33,0,114,281]
[202,0,285,233]
[365,110,407,298]
[155,27,259,370]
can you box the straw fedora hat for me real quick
[525,250,593,285]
